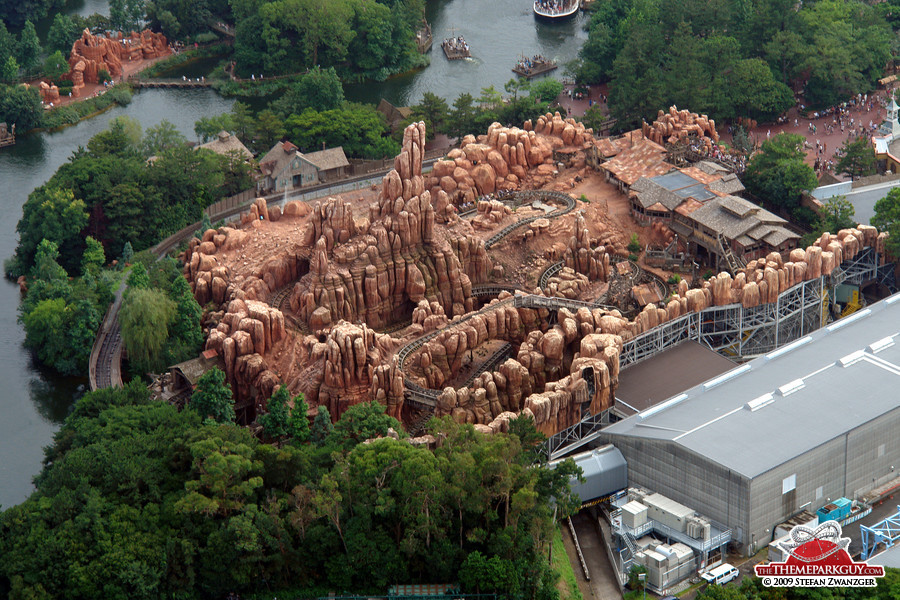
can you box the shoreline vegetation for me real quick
[34,83,133,131]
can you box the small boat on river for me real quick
[512,54,558,78]
[533,0,580,20]
[442,35,470,60]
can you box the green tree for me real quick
[447,92,478,142]
[528,78,563,103]
[109,0,146,33]
[81,235,106,277]
[163,274,203,366]
[194,113,235,143]
[273,66,344,115]
[259,385,310,441]
[120,286,176,373]
[14,187,89,276]
[146,0,212,38]
[872,187,900,258]
[820,196,856,233]
[22,297,69,369]
[142,119,186,157]
[327,401,403,451]
[0,80,45,128]
[744,133,818,216]
[121,240,135,265]
[175,433,263,517]
[126,261,150,290]
[0,56,18,83]
[311,405,333,445]
[195,212,212,239]
[47,13,82,54]
[43,51,69,81]
[16,21,42,73]
[410,91,450,134]
[836,136,877,181]
[190,367,236,423]
[253,109,285,152]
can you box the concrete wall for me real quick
[747,406,900,555]
[602,436,751,545]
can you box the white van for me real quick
[701,563,739,586]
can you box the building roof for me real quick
[689,195,798,245]
[170,353,222,387]
[602,293,900,479]
[198,131,254,161]
[549,444,628,503]
[259,141,298,177]
[615,341,736,416]
[631,168,733,211]
[303,146,349,171]
[707,173,745,195]
[600,136,671,186]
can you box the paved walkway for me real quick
[569,511,623,600]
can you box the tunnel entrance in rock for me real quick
[297,256,310,280]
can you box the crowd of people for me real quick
[534,0,575,15]
[515,54,553,75]
[443,36,469,54]
[689,140,748,173]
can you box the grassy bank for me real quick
[553,524,584,600]
[38,84,133,130]
[138,43,232,79]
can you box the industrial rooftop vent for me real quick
[745,392,774,411]
[838,350,865,368]
[777,379,805,397]
[868,336,895,354]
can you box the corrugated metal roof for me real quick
[602,293,900,478]
[550,444,627,502]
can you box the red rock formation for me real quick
[564,212,611,281]
[38,81,60,103]
[65,28,169,96]
[425,115,582,205]
[642,106,720,148]
[290,123,480,330]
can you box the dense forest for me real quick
[228,0,427,81]
[577,0,896,128]
[7,117,254,279]
[0,383,580,599]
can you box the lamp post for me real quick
[638,572,646,600]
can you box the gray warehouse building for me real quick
[601,294,900,556]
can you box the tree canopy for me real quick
[231,0,426,81]
[577,0,892,127]
[10,118,250,278]
[0,382,582,598]
[744,133,818,221]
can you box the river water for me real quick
[2,0,587,508]
[345,0,588,106]
[0,90,234,509]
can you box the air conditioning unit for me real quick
[686,516,711,540]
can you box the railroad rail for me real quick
[539,261,564,289]
[460,342,513,388]
[396,291,625,407]
[89,282,126,391]
[484,190,576,249]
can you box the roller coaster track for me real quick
[269,284,294,313]
[397,291,631,408]
[89,282,126,391]
[483,190,577,249]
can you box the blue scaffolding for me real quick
[860,506,900,560]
